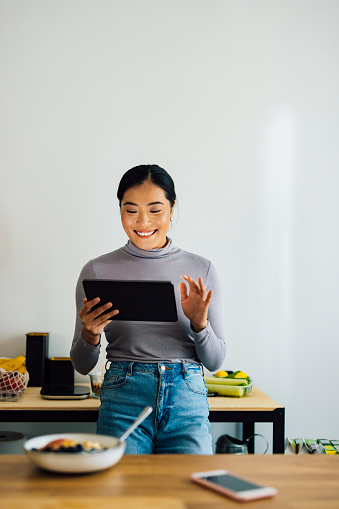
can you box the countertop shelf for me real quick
[0,384,285,453]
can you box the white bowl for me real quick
[24,433,125,474]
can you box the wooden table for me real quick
[0,454,338,508]
[0,385,285,453]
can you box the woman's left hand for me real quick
[180,275,213,332]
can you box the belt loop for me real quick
[181,361,187,379]
[200,363,205,376]
[128,361,134,376]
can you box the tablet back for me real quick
[82,279,178,322]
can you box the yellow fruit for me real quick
[235,371,248,378]
[214,370,228,378]
[0,355,26,372]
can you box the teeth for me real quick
[136,230,156,237]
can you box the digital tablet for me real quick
[82,279,178,322]
[40,385,90,400]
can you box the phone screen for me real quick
[206,474,261,492]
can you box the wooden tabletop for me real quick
[0,454,338,508]
[0,385,283,412]
[208,385,283,411]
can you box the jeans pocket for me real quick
[184,371,207,395]
[102,369,129,391]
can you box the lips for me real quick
[134,230,157,237]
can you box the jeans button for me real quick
[161,365,166,371]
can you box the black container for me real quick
[25,332,49,386]
[216,433,269,454]
[45,357,74,386]
[215,434,249,454]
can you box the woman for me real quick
[70,164,226,454]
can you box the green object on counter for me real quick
[205,382,253,398]
[204,376,248,386]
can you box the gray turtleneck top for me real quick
[70,239,225,374]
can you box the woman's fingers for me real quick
[179,281,188,300]
[80,297,119,333]
[82,297,113,319]
[182,275,200,293]
[205,289,213,306]
[182,275,209,301]
[82,297,102,316]
[93,307,119,323]
[198,277,207,300]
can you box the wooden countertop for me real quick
[0,386,100,412]
[0,454,338,508]
[207,385,283,411]
[0,385,283,412]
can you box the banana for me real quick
[0,355,26,372]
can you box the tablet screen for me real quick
[82,279,178,322]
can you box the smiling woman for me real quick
[70,164,226,455]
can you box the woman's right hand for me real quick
[79,297,119,346]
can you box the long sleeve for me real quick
[70,261,102,375]
[191,262,226,372]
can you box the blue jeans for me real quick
[97,361,212,454]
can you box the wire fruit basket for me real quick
[0,367,29,402]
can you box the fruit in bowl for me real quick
[204,370,252,397]
[24,433,125,473]
[213,370,250,382]
[35,438,107,453]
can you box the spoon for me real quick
[119,406,153,442]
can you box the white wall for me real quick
[1,0,339,442]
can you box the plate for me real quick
[24,433,125,474]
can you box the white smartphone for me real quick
[191,469,277,502]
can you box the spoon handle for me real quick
[119,406,153,442]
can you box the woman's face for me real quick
[120,180,174,250]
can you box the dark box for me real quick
[45,357,74,386]
[26,332,49,386]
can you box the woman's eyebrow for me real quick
[122,201,164,206]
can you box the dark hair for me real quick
[117,164,176,208]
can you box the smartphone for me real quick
[191,469,277,502]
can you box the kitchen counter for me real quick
[0,384,285,452]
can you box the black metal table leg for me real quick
[243,422,255,453]
[272,407,285,454]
